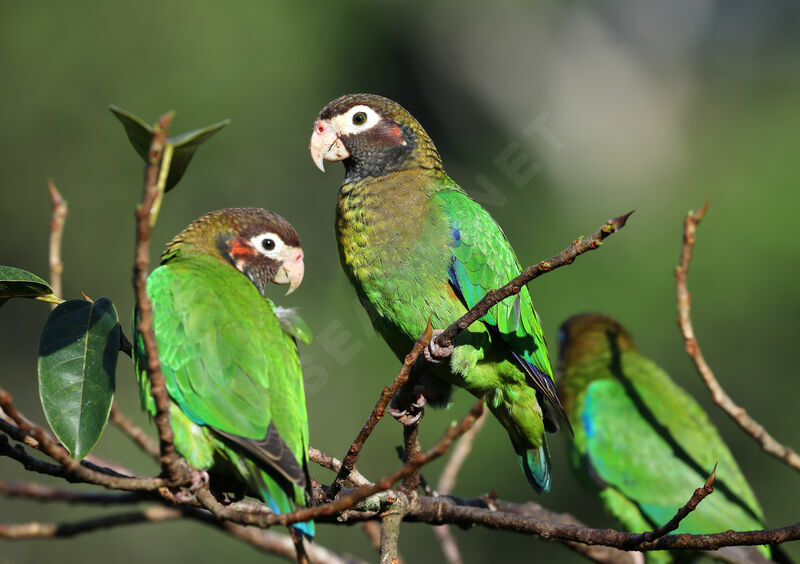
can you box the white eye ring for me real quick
[250,232,284,259]
[334,105,382,135]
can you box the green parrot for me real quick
[557,314,770,563]
[309,93,567,493]
[134,207,314,538]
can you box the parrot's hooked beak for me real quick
[273,247,305,295]
[309,119,349,172]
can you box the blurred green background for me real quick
[2,1,799,562]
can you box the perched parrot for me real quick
[309,93,567,493]
[557,314,770,563]
[134,208,314,538]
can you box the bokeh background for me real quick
[2,1,799,562]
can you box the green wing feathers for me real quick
[137,255,312,536]
[568,349,765,555]
[432,185,562,491]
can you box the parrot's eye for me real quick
[352,112,367,126]
[251,232,284,258]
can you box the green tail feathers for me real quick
[519,443,552,494]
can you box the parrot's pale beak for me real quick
[273,247,305,295]
[310,119,349,172]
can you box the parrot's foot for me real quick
[173,469,210,503]
[388,388,427,426]
[424,330,454,364]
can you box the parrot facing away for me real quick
[557,314,770,563]
[134,208,313,538]
[309,93,567,493]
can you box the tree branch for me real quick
[436,211,633,348]
[402,493,800,552]
[628,464,716,546]
[109,403,159,460]
[131,111,188,485]
[437,408,488,497]
[198,400,484,530]
[0,389,165,491]
[308,447,371,487]
[428,409,488,564]
[0,479,144,505]
[326,322,434,499]
[0,506,189,539]
[675,202,800,473]
[221,522,371,564]
[46,179,67,307]
[380,494,407,564]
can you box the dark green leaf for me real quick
[38,297,119,460]
[110,105,229,192]
[0,265,60,305]
[165,119,230,191]
[109,105,152,161]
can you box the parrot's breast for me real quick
[336,173,461,339]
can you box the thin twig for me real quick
[437,408,488,496]
[0,479,143,505]
[432,526,463,564]
[675,202,800,472]
[0,506,188,539]
[0,389,165,491]
[626,464,716,546]
[132,111,187,485]
[436,211,633,348]
[109,403,159,460]
[308,447,371,487]
[47,179,67,307]
[327,322,434,499]
[361,521,383,554]
[222,522,370,564]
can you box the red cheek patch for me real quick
[228,239,256,258]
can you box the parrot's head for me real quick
[557,313,637,372]
[309,93,443,183]
[163,208,304,295]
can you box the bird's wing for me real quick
[433,186,565,421]
[143,256,308,487]
[580,353,765,533]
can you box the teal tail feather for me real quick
[256,469,315,540]
[519,441,552,494]
[233,455,315,540]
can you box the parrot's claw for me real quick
[173,469,210,503]
[424,330,454,364]
[388,387,427,426]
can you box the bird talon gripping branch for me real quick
[423,329,454,364]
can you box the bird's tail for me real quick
[488,385,552,493]
[519,442,552,493]
[235,456,315,539]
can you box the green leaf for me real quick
[38,297,119,460]
[0,266,60,305]
[109,105,152,161]
[110,105,229,192]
